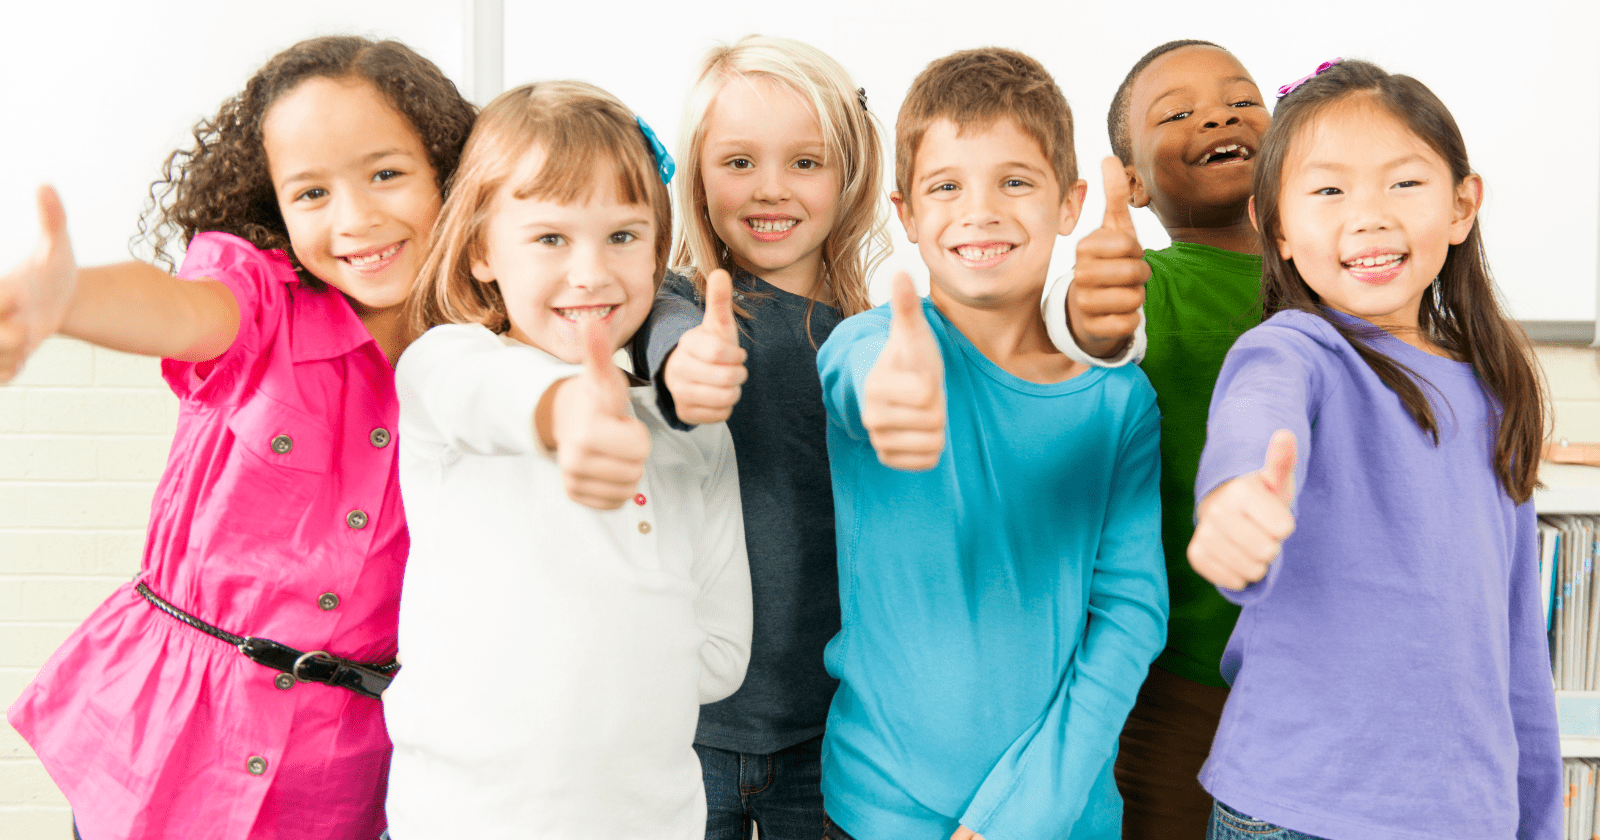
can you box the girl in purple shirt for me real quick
[0,37,474,840]
[1187,60,1558,840]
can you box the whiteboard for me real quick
[1,0,1594,329]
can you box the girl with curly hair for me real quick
[0,35,474,840]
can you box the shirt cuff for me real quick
[1041,273,1146,368]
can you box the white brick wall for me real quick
[1,338,171,838]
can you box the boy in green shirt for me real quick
[1044,39,1271,839]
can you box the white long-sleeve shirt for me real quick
[384,323,752,840]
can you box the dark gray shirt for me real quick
[631,269,841,754]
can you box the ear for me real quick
[1449,173,1484,246]
[470,252,495,284]
[891,190,919,244]
[1126,163,1152,209]
[1057,178,1088,236]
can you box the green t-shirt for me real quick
[1140,241,1263,687]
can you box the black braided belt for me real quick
[136,581,398,700]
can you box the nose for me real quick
[751,164,788,203]
[958,184,1001,226]
[567,240,612,292]
[1347,186,1395,234]
[1201,110,1242,130]
[332,186,383,236]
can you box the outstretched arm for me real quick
[0,186,239,382]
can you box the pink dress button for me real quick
[634,494,647,506]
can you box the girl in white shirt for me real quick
[382,80,753,840]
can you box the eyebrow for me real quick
[277,148,414,187]
[1149,77,1257,109]
[1300,153,1431,173]
[517,215,653,230]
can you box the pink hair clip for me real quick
[1277,58,1343,99]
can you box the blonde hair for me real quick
[675,35,888,320]
[408,80,673,335]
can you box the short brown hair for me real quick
[407,81,673,336]
[895,48,1076,199]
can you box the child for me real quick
[627,35,888,839]
[1187,59,1559,839]
[0,36,474,840]
[817,48,1166,840]
[1047,40,1272,837]
[383,80,753,840]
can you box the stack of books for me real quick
[1565,759,1600,839]
[1543,516,1597,688]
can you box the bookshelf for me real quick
[1539,464,1600,759]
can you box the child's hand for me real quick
[550,315,652,510]
[951,827,986,840]
[1188,430,1298,589]
[662,268,748,425]
[1067,157,1149,359]
[0,186,77,382]
[862,272,944,471]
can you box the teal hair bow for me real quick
[636,115,675,185]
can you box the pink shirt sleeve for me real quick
[160,231,296,404]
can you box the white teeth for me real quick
[955,244,1014,261]
[748,218,798,233]
[555,305,617,321]
[345,242,402,266]
[1200,144,1251,164]
[1343,254,1404,268]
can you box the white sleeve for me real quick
[688,423,752,704]
[1041,272,1147,367]
[396,324,579,458]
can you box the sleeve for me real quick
[816,306,893,441]
[1193,324,1324,605]
[628,274,709,431]
[961,386,1168,837]
[160,231,293,403]
[396,324,579,458]
[1507,501,1562,840]
[1041,271,1147,367]
[687,423,753,704]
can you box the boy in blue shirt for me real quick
[817,48,1167,840]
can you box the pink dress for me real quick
[8,232,407,839]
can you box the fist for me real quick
[550,314,652,509]
[662,268,747,425]
[862,272,945,472]
[1066,157,1148,359]
[1187,429,1298,590]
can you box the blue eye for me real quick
[537,234,564,246]
[931,182,957,193]
[1004,178,1029,189]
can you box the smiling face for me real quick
[892,117,1085,311]
[1273,98,1480,338]
[1126,45,1269,227]
[264,75,442,316]
[469,148,658,362]
[700,75,842,296]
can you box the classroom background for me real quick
[2,0,1596,835]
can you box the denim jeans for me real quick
[695,735,824,840]
[821,812,858,840]
[1208,801,1331,840]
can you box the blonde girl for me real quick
[627,34,888,840]
[384,80,751,840]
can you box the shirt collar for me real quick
[271,252,381,362]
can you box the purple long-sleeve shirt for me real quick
[1195,308,1559,840]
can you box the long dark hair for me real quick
[1252,59,1544,503]
[137,35,477,288]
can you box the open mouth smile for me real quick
[341,241,404,270]
[1198,144,1253,165]
[1341,252,1407,283]
[952,242,1015,267]
[554,305,618,322]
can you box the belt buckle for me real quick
[292,650,335,683]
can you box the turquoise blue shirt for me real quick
[817,299,1167,839]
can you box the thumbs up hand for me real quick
[861,272,944,472]
[1187,430,1298,590]
[662,268,748,425]
[1066,157,1149,359]
[0,185,78,382]
[549,314,653,509]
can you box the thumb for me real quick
[36,185,67,245]
[701,268,737,342]
[1099,156,1136,235]
[1259,429,1297,504]
[579,315,628,416]
[885,270,932,365]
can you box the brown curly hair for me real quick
[138,35,477,288]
